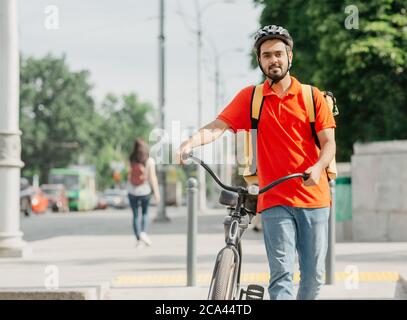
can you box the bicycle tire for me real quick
[209,248,237,300]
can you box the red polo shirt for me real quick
[217,76,336,212]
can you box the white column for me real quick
[0,0,29,257]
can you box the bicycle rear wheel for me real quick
[209,248,237,300]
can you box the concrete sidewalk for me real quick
[0,207,406,300]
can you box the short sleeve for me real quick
[313,87,337,133]
[217,86,253,133]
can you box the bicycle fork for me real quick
[207,217,243,300]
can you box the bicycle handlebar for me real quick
[184,154,309,195]
[188,155,243,193]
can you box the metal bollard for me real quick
[326,180,336,285]
[187,178,198,286]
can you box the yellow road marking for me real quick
[112,272,400,286]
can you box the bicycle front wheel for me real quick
[209,248,237,300]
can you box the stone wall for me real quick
[351,140,407,241]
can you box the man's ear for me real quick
[288,51,293,68]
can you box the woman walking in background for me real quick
[127,139,160,247]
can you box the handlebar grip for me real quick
[303,173,311,181]
[181,152,192,162]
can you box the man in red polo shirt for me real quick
[176,25,336,300]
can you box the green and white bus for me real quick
[49,167,97,211]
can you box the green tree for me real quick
[253,0,407,160]
[20,54,96,183]
[98,93,153,154]
[92,93,154,190]
[20,55,155,190]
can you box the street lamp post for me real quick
[195,0,205,212]
[155,0,170,222]
[194,0,234,212]
[218,71,246,187]
[212,47,243,116]
[211,47,243,187]
[0,0,29,257]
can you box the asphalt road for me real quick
[20,206,262,241]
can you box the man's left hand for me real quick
[303,163,324,187]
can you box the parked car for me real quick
[41,184,69,213]
[20,177,33,217]
[95,192,108,210]
[104,189,129,209]
[31,187,49,214]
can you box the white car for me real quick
[103,189,129,209]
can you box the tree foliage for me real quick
[253,0,407,160]
[94,93,154,189]
[20,54,154,189]
[20,54,96,182]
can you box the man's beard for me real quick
[265,64,288,82]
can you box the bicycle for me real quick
[185,154,309,300]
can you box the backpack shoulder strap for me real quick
[243,84,264,181]
[250,84,264,129]
[301,84,316,122]
[301,84,320,148]
[301,84,338,181]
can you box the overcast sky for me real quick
[18,0,264,131]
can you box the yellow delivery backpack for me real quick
[243,84,339,185]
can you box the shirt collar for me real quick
[262,76,301,97]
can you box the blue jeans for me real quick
[261,205,330,300]
[128,194,151,240]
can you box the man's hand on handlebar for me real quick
[175,141,192,165]
[303,163,324,187]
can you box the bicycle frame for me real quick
[186,154,307,300]
[207,206,252,299]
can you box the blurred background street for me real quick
[0,0,406,300]
[0,206,405,300]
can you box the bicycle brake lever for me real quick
[181,152,190,160]
[181,152,193,164]
[247,184,259,195]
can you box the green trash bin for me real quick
[335,177,352,222]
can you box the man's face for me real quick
[258,39,292,82]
